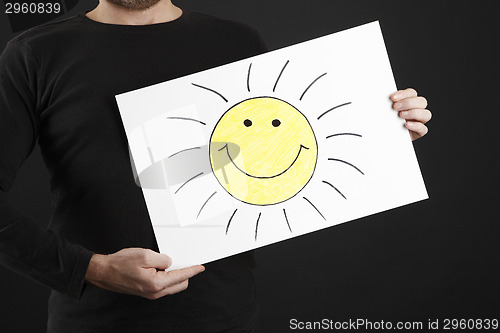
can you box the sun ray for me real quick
[226,209,238,235]
[255,212,262,240]
[283,208,292,232]
[303,197,326,220]
[299,72,327,101]
[317,102,352,120]
[322,180,347,200]
[175,172,204,194]
[247,63,252,92]
[326,133,362,139]
[273,60,290,92]
[191,83,228,103]
[197,191,218,219]
[168,146,201,159]
[328,158,364,175]
[166,116,206,125]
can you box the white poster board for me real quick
[116,21,428,270]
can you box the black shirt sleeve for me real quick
[0,40,94,301]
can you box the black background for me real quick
[1,1,499,332]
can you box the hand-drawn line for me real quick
[175,172,204,194]
[197,191,217,219]
[273,60,290,92]
[317,102,352,120]
[299,72,327,101]
[283,208,292,232]
[322,180,347,200]
[247,63,252,93]
[226,208,238,235]
[219,143,309,179]
[326,133,362,139]
[166,116,206,125]
[168,146,201,159]
[328,158,364,175]
[255,212,262,240]
[191,83,228,103]
[303,197,326,221]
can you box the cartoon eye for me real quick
[244,119,252,127]
[272,119,281,127]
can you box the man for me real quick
[0,0,431,331]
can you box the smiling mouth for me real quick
[218,143,309,179]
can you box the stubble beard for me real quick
[106,0,161,11]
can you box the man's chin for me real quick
[106,0,161,11]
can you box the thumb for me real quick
[142,249,172,270]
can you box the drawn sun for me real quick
[210,96,317,205]
[168,60,364,240]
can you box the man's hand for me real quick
[391,88,432,141]
[85,248,205,300]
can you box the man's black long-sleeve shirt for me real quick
[0,9,266,332]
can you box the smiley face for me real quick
[210,97,318,205]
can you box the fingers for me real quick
[145,265,205,300]
[391,88,431,141]
[150,280,190,299]
[398,108,432,124]
[161,265,206,286]
[164,279,189,295]
[405,121,428,140]
[391,87,417,101]
[141,249,172,270]
[393,95,428,111]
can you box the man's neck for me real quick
[86,0,182,25]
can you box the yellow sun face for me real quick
[210,97,318,205]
